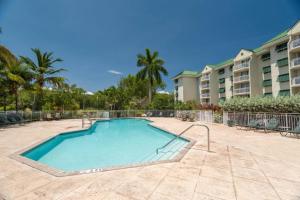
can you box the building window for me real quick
[264,92,272,97]
[278,89,290,96]
[277,73,290,82]
[277,58,288,67]
[261,53,270,61]
[263,66,271,74]
[263,79,272,87]
[219,88,225,93]
[275,42,288,52]
[219,78,225,84]
[219,97,226,102]
[174,79,178,84]
[229,65,233,71]
[218,69,225,75]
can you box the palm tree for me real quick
[0,45,32,111]
[20,48,65,111]
[136,48,168,103]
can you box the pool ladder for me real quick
[82,115,92,128]
[156,124,210,154]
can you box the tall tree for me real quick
[0,45,32,111]
[136,48,168,103]
[20,48,65,110]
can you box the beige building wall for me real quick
[173,20,300,105]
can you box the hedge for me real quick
[219,96,300,113]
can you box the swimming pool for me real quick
[20,118,191,175]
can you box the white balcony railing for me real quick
[201,84,210,89]
[201,74,210,81]
[291,57,300,69]
[234,87,250,95]
[201,93,210,98]
[219,93,226,98]
[234,75,249,82]
[290,38,300,50]
[292,76,300,86]
[233,62,249,71]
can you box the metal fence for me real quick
[175,110,222,123]
[0,110,225,126]
[223,111,300,130]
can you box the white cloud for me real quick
[157,90,170,94]
[107,70,123,75]
[85,91,94,95]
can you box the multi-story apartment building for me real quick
[173,20,300,104]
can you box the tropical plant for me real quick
[136,48,168,103]
[0,45,32,111]
[20,48,65,110]
[147,93,174,110]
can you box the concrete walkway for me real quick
[0,118,300,200]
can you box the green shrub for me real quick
[219,95,300,113]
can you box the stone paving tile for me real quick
[230,158,259,170]
[192,193,228,200]
[234,177,280,200]
[15,177,89,200]
[115,175,161,200]
[1,118,300,199]
[195,176,236,200]
[154,176,197,200]
[167,163,201,181]
[200,165,232,183]
[232,166,268,183]
[0,170,53,199]
[102,192,135,200]
[269,177,300,199]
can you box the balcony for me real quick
[233,75,249,83]
[234,87,250,95]
[219,93,226,98]
[291,57,300,70]
[201,93,210,98]
[292,76,300,87]
[201,84,210,90]
[201,74,210,81]
[290,38,300,52]
[233,62,249,72]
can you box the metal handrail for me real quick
[156,124,210,154]
[82,115,92,128]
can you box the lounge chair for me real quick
[54,113,61,120]
[246,119,261,130]
[188,112,196,122]
[264,118,279,133]
[281,123,300,138]
[45,113,53,121]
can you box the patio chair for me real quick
[264,118,279,133]
[45,113,53,121]
[188,112,196,122]
[54,113,61,120]
[146,112,152,117]
[246,119,261,130]
[286,124,300,138]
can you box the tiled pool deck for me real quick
[0,118,300,200]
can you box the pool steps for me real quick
[139,139,188,163]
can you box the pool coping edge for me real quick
[10,118,196,177]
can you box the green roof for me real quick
[263,29,290,45]
[172,70,199,79]
[207,58,234,69]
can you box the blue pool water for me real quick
[22,118,189,172]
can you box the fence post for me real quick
[285,113,288,127]
[248,112,250,125]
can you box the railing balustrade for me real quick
[291,57,300,68]
[234,75,249,82]
[290,38,300,50]
[233,62,249,71]
[234,87,250,94]
[292,76,300,86]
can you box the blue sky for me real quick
[0,0,300,92]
